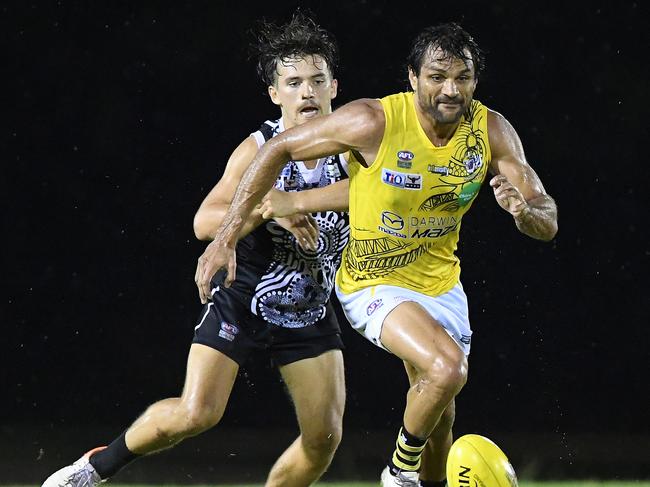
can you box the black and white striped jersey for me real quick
[227,118,349,329]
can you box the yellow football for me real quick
[446,434,518,487]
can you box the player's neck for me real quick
[412,98,460,147]
[429,122,459,147]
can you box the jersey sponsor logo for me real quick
[378,211,407,238]
[460,334,471,345]
[366,298,384,316]
[397,160,412,169]
[382,168,422,190]
[427,164,449,176]
[377,214,460,239]
[408,216,459,239]
[458,182,482,207]
[409,216,457,227]
[410,223,458,239]
[378,226,407,238]
[406,174,422,188]
[381,211,404,230]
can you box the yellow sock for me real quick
[389,426,427,473]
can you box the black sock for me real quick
[388,425,427,474]
[419,480,447,487]
[89,432,139,479]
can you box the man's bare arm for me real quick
[260,178,350,218]
[193,137,267,241]
[195,99,383,302]
[193,136,319,250]
[213,99,381,247]
[488,110,558,241]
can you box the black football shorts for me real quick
[192,286,343,367]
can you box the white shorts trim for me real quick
[335,283,472,355]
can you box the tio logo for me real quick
[381,168,422,190]
[383,171,404,186]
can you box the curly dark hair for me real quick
[407,22,485,79]
[250,9,339,87]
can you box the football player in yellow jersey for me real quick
[197,23,558,487]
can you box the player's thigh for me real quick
[279,349,345,431]
[382,301,466,374]
[180,343,239,414]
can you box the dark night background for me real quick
[3,0,649,483]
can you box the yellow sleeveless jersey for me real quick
[336,92,491,296]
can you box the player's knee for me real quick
[423,353,468,398]
[302,421,343,461]
[176,403,224,436]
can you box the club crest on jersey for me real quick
[326,160,341,179]
[218,321,239,342]
[277,164,298,190]
[382,168,422,190]
[396,150,414,168]
[366,299,384,316]
[463,152,483,174]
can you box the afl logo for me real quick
[220,321,239,335]
[366,299,384,316]
[397,150,414,162]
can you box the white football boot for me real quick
[380,466,420,487]
[42,447,107,487]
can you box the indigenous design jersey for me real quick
[336,92,491,297]
[232,118,349,328]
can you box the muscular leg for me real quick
[381,302,467,447]
[265,350,345,487]
[404,361,456,484]
[88,343,239,480]
[125,343,239,453]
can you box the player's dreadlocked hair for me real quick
[250,9,339,87]
[407,22,485,79]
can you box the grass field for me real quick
[7,483,650,487]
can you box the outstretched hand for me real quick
[490,175,529,218]
[275,214,319,252]
[260,189,299,219]
[195,239,237,304]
